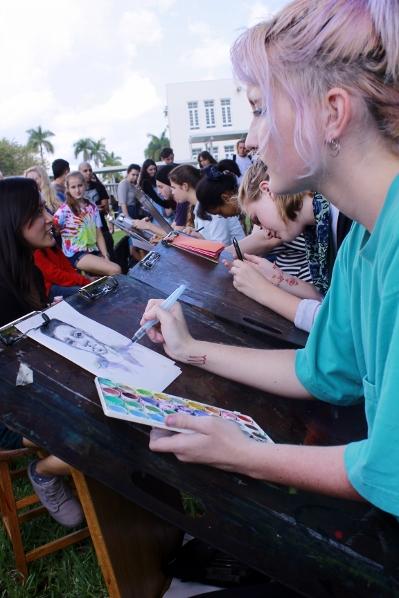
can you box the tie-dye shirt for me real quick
[53,201,102,258]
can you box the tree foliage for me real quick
[144,129,170,161]
[102,150,122,167]
[73,137,95,161]
[26,126,55,165]
[101,151,123,182]
[90,138,107,167]
[73,137,109,166]
[0,138,40,176]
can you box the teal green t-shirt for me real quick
[296,175,399,517]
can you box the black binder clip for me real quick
[0,311,52,346]
[161,231,179,246]
[139,251,160,270]
[78,276,119,301]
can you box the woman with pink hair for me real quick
[140,0,399,518]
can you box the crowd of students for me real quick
[0,1,398,592]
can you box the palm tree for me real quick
[73,138,95,161]
[102,151,123,182]
[26,126,55,165]
[102,150,122,167]
[144,129,170,161]
[90,138,107,167]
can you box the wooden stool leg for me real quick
[0,461,28,578]
[71,469,182,598]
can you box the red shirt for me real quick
[34,247,90,296]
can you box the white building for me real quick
[166,78,250,163]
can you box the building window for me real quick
[221,98,232,127]
[191,148,202,161]
[224,145,234,159]
[204,100,215,128]
[188,101,199,130]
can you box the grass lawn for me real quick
[112,230,125,245]
[0,465,107,597]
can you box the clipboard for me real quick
[78,276,119,300]
[135,187,174,234]
[0,311,41,345]
[112,215,154,251]
[0,277,121,346]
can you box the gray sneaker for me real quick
[28,461,84,528]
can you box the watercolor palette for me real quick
[95,377,273,443]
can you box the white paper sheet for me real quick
[16,302,181,391]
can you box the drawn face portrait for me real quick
[51,323,108,356]
[17,301,179,391]
[40,318,142,371]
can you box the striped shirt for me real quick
[267,234,311,282]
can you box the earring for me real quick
[327,138,341,157]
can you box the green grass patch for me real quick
[112,230,125,245]
[0,462,107,597]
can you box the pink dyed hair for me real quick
[231,0,399,171]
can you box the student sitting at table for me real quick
[169,164,245,246]
[140,0,399,521]
[130,163,189,239]
[34,242,91,301]
[53,171,121,277]
[156,164,189,227]
[228,160,351,331]
[133,164,245,246]
[0,177,83,527]
[138,159,172,214]
[117,163,143,219]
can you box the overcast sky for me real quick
[1,0,285,168]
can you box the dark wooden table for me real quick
[129,242,308,348]
[0,276,398,597]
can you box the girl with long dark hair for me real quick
[0,177,83,527]
[138,158,174,210]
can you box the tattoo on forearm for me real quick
[271,263,299,287]
[187,355,207,366]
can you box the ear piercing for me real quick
[327,138,341,157]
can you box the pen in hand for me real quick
[131,284,187,343]
[232,237,244,261]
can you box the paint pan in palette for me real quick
[95,377,273,443]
